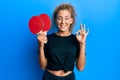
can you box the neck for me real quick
[56,31,71,36]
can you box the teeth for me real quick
[60,25,67,26]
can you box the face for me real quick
[56,10,73,32]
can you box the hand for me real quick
[76,24,89,44]
[37,31,47,47]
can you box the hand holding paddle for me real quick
[28,14,51,44]
[37,31,47,47]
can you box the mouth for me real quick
[59,25,66,29]
[60,24,67,27]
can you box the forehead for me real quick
[57,10,71,17]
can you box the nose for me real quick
[61,19,65,24]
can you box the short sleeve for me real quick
[76,42,80,58]
[44,44,48,58]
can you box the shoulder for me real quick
[46,33,56,40]
[71,34,76,37]
[47,33,55,37]
[71,34,79,43]
[70,34,77,40]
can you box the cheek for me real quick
[69,19,73,24]
[56,20,61,24]
[66,20,72,25]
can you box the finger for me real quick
[39,34,47,44]
[37,32,44,37]
[37,35,41,39]
[37,35,44,41]
[43,31,47,36]
[80,24,83,31]
[86,28,89,36]
[44,39,47,44]
[76,30,80,36]
[41,38,45,43]
[76,30,83,37]
[37,30,47,36]
[37,30,42,35]
[37,33,42,37]
[43,36,47,41]
[76,31,79,36]
[84,24,86,33]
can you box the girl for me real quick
[37,3,89,80]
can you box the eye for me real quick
[57,17,61,20]
[65,17,70,20]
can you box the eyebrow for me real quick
[57,16,71,18]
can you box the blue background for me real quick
[0,0,120,80]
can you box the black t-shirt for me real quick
[43,33,80,73]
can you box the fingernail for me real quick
[84,24,85,26]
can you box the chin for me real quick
[59,28,67,32]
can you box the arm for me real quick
[37,32,47,70]
[76,43,86,71]
[76,24,89,71]
[38,46,47,70]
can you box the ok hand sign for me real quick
[76,24,89,44]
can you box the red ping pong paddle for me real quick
[28,16,43,34]
[39,14,51,32]
[28,14,51,34]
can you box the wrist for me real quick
[39,45,44,49]
[79,42,86,46]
